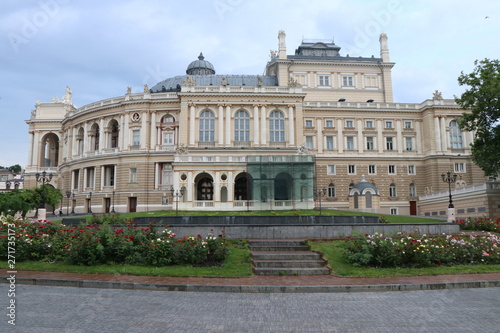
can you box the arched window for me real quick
[389,183,397,197]
[162,115,175,123]
[409,183,416,197]
[449,120,463,149]
[110,120,119,149]
[269,110,285,142]
[234,110,250,142]
[199,110,215,142]
[77,127,84,155]
[90,123,99,151]
[328,183,335,198]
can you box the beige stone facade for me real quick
[24,31,488,215]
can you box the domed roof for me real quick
[186,52,216,75]
[350,175,379,195]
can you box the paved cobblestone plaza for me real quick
[1,285,499,332]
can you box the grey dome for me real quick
[350,175,379,195]
[186,52,216,75]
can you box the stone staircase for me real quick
[249,239,330,276]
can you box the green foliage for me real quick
[0,164,22,174]
[341,231,500,268]
[36,185,62,210]
[456,58,500,176]
[454,217,500,232]
[0,190,38,217]
[0,215,228,267]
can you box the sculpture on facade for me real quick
[297,144,310,155]
[143,84,149,93]
[221,77,228,86]
[288,77,300,87]
[433,90,443,100]
[175,143,188,155]
[183,76,196,86]
[126,86,132,95]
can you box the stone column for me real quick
[260,105,267,145]
[189,104,196,145]
[316,118,323,153]
[218,104,224,145]
[434,116,442,152]
[415,120,422,154]
[253,105,259,145]
[27,131,34,166]
[440,116,447,151]
[337,118,344,153]
[150,111,157,149]
[357,118,363,153]
[225,105,232,145]
[288,105,295,145]
[396,119,403,153]
[99,117,105,152]
[376,119,384,153]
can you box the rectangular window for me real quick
[325,136,334,150]
[389,185,397,198]
[408,165,416,175]
[161,164,173,187]
[385,121,393,129]
[325,120,333,128]
[390,208,398,215]
[305,120,313,127]
[162,131,174,146]
[454,163,466,173]
[327,165,335,175]
[345,120,354,128]
[405,137,413,151]
[365,120,374,128]
[386,137,394,150]
[318,75,330,86]
[388,165,396,174]
[404,121,412,129]
[104,166,115,187]
[85,168,95,189]
[365,76,378,87]
[72,170,80,190]
[366,137,374,150]
[346,136,355,150]
[132,130,140,146]
[348,165,356,175]
[305,136,314,149]
[130,168,137,183]
[342,76,354,87]
[368,165,376,174]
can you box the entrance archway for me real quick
[195,173,214,200]
[234,172,253,200]
[274,172,292,200]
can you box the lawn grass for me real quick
[309,240,500,278]
[2,241,253,278]
[56,209,443,224]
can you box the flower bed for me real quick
[0,215,228,266]
[342,231,500,268]
[454,217,500,233]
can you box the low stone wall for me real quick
[165,223,459,239]
[61,215,380,226]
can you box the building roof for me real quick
[351,175,379,195]
[150,75,278,93]
[186,52,216,75]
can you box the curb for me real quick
[2,277,500,293]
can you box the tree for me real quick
[0,189,38,217]
[456,58,500,177]
[0,164,22,174]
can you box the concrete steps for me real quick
[249,240,330,276]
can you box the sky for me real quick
[1,0,499,168]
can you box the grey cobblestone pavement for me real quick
[1,284,499,332]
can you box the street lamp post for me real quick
[35,171,53,221]
[65,190,71,216]
[441,171,458,222]
[316,188,327,216]
[111,190,116,213]
[170,186,185,216]
[88,191,93,214]
[71,192,75,214]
